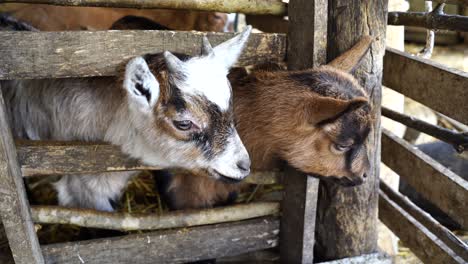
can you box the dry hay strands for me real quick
[31,202,280,231]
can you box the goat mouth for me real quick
[212,170,242,184]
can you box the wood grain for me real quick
[381,129,468,229]
[379,190,465,264]
[0,30,286,79]
[1,0,287,15]
[383,48,468,125]
[315,0,388,261]
[0,91,44,263]
[42,217,280,264]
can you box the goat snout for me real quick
[236,158,251,174]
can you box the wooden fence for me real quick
[0,0,389,263]
[383,2,468,263]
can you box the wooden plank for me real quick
[287,0,327,70]
[315,0,387,261]
[317,253,392,264]
[16,140,280,184]
[383,48,468,125]
[379,190,465,264]
[41,217,280,264]
[1,0,287,15]
[380,181,468,262]
[0,30,286,80]
[280,169,320,263]
[381,129,468,228]
[31,202,279,231]
[432,0,468,6]
[279,0,326,263]
[0,91,44,263]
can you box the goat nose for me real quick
[236,159,251,173]
[363,173,368,178]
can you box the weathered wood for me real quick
[287,0,328,70]
[280,0,326,263]
[314,0,387,261]
[280,169,320,263]
[383,48,468,125]
[317,253,392,264]
[31,202,279,231]
[246,15,288,33]
[0,30,286,80]
[379,190,465,264]
[0,0,287,15]
[16,140,280,184]
[380,181,468,262]
[388,11,468,32]
[381,129,468,228]
[382,106,468,152]
[42,217,280,264]
[0,91,44,263]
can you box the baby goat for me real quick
[1,15,252,211]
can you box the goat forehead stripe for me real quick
[179,57,232,111]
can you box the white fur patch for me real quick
[176,57,231,111]
[123,57,159,112]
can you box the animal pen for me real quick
[0,0,466,264]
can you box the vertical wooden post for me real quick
[280,0,327,263]
[0,90,44,264]
[314,0,388,261]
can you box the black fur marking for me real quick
[110,15,171,30]
[152,170,179,210]
[0,14,38,31]
[108,198,119,210]
[289,70,365,99]
[135,82,151,103]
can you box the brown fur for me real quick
[5,4,227,32]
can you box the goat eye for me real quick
[333,144,350,152]
[173,120,193,131]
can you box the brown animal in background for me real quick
[4,4,227,31]
[154,37,375,210]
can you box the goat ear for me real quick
[307,96,368,124]
[123,57,159,111]
[212,25,252,69]
[327,36,373,73]
[201,36,214,56]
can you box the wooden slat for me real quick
[0,30,286,80]
[16,140,280,184]
[383,48,468,124]
[279,0,326,262]
[41,217,279,264]
[432,0,468,6]
[31,202,280,231]
[380,181,468,262]
[387,11,468,32]
[1,0,287,15]
[381,129,468,228]
[317,253,392,264]
[0,92,44,263]
[379,190,465,264]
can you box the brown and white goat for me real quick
[1,16,252,211]
[154,36,375,210]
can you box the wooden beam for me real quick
[280,0,326,262]
[41,217,279,264]
[0,30,286,80]
[315,0,387,261]
[0,92,44,263]
[31,202,279,231]
[383,48,468,125]
[317,253,392,264]
[388,11,468,32]
[381,129,468,228]
[380,181,468,262]
[379,189,465,264]
[432,0,468,6]
[16,140,280,184]
[0,0,287,15]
